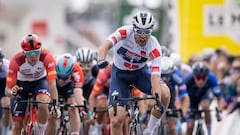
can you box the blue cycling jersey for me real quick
[185,72,222,99]
[165,69,188,99]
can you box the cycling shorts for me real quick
[109,64,151,107]
[10,78,50,120]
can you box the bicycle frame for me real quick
[13,94,52,135]
[113,93,161,135]
[56,99,88,135]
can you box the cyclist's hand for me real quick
[97,60,109,69]
[11,85,23,96]
[50,99,61,118]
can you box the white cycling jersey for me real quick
[0,58,9,79]
[107,25,162,75]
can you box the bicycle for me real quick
[150,108,184,135]
[113,91,163,135]
[187,107,221,135]
[13,93,52,135]
[87,106,109,135]
[56,97,88,135]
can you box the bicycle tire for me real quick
[80,122,87,135]
[129,123,143,135]
[57,126,69,135]
[151,123,169,135]
[195,124,205,135]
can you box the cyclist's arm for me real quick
[5,59,19,97]
[98,40,113,61]
[72,63,85,105]
[44,53,58,100]
[48,80,58,101]
[73,87,84,105]
[89,67,110,111]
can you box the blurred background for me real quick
[1,0,240,134]
[1,0,240,62]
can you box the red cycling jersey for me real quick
[7,49,56,88]
[91,64,141,97]
[70,62,84,88]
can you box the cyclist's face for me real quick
[26,55,40,66]
[134,27,151,47]
[161,73,171,83]
[79,62,92,75]
[194,75,208,88]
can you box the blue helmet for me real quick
[56,53,75,76]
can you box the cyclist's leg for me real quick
[186,102,199,135]
[34,79,51,135]
[166,90,178,135]
[135,65,170,134]
[67,97,80,134]
[200,91,212,135]
[10,94,28,134]
[0,78,11,135]
[108,65,131,135]
[95,95,108,134]
[1,96,11,135]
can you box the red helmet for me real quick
[21,34,42,51]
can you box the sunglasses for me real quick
[57,74,70,81]
[195,75,207,81]
[24,49,41,57]
[134,28,152,35]
[161,73,171,79]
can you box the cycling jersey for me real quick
[6,49,56,88]
[107,25,162,75]
[92,64,141,97]
[164,69,188,117]
[0,59,9,98]
[167,69,188,99]
[185,72,222,109]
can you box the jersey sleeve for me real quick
[107,26,130,45]
[43,53,57,81]
[149,38,162,76]
[209,72,222,98]
[6,60,19,88]
[72,63,84,88]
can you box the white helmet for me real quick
[132,11,154,29]
[161,57,174,74]
[170,53,182,67]
[75,47,95,63]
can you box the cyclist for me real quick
[170,52,192,78]
[45,53,85,135]
[5,34,59,135]
[185,61,225,135]
[97,10,170,135]
[75,47,99,101]
[158,56,189,135]
[0,48,11,135]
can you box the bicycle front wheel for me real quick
[195,125,205,135]
[57,127,68,135]
[129,123,143,135]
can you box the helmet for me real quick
[21,34,42,51]
[192,61,209,76]
[132,11,154,29]
[75,47,94,63]
[56,53,75,76]
[161,57,174,74]
[170,53,181,67]
[161,46,171,57]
